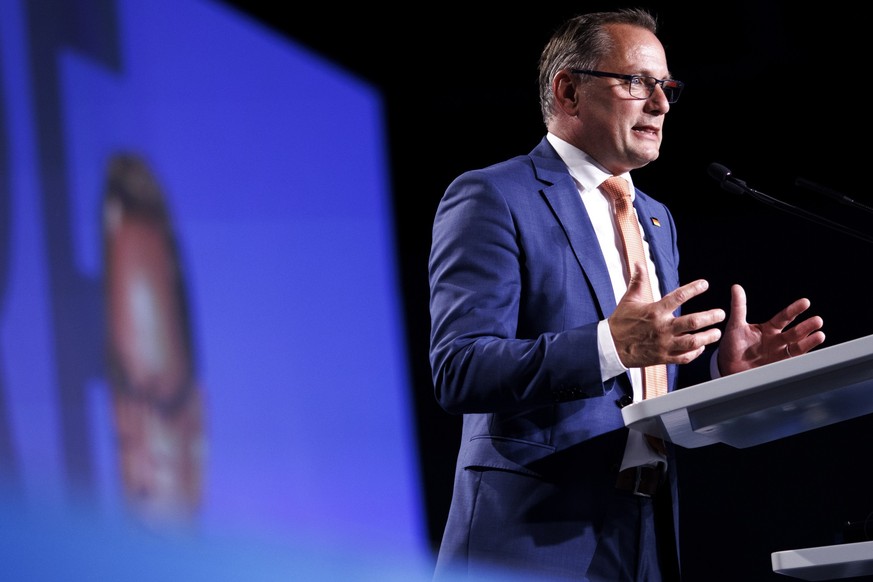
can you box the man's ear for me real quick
[553,70,580,116]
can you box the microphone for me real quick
[707,163,748,197]
[707,163,873,245]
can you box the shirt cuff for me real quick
[598,319,627,382]
[710,347,722,379]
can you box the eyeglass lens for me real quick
[630,77,680,102]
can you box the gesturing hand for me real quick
[608,268,725,369]
[716,284,826,376]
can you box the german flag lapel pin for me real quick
[651,217,661,227]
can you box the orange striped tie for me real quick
[601,176,668,399]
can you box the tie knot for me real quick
[601,177,631,202]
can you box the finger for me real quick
[784,315,824,341]
[783,316,825,352]
[667,344,707,365]
[793,330,826,355]
[783,332,826,360]
[659,278,710,312]
[671,308,726,335]
[667,327,723,357]
[728,284,748,326]
[768,297,812,332]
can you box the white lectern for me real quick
[621,333,873,579]
[771,540,873,580]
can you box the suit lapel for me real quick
[534,155,617,317]
[634,193,676,297]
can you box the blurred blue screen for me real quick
[0,0,426,575]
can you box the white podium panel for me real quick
[621,334,873,448]
[771,540,873,580]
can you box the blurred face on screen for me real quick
[103,154,205,525]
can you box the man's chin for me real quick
[629,151,659,169]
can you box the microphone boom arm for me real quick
[744,186,873,245]
[795,177,873,216]
[708,162,873,245]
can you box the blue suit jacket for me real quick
[429,137,682,577]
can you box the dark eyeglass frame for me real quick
[570,69,684,103]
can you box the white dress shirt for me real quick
[546,132,665,470]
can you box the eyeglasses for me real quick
[571,69,684,103]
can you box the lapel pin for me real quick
[651,217,661,227]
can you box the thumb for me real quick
[623,264,650,303]
[728,283,748,327]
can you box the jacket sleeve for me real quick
[428,170,610,415]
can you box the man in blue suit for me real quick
[428,9,826,581]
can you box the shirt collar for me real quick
[546,132,635,200]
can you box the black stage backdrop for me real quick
[222,3,873,580]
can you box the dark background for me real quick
[221,2,873,580]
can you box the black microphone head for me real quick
[708,162,746,195]
[707,162,731,182]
